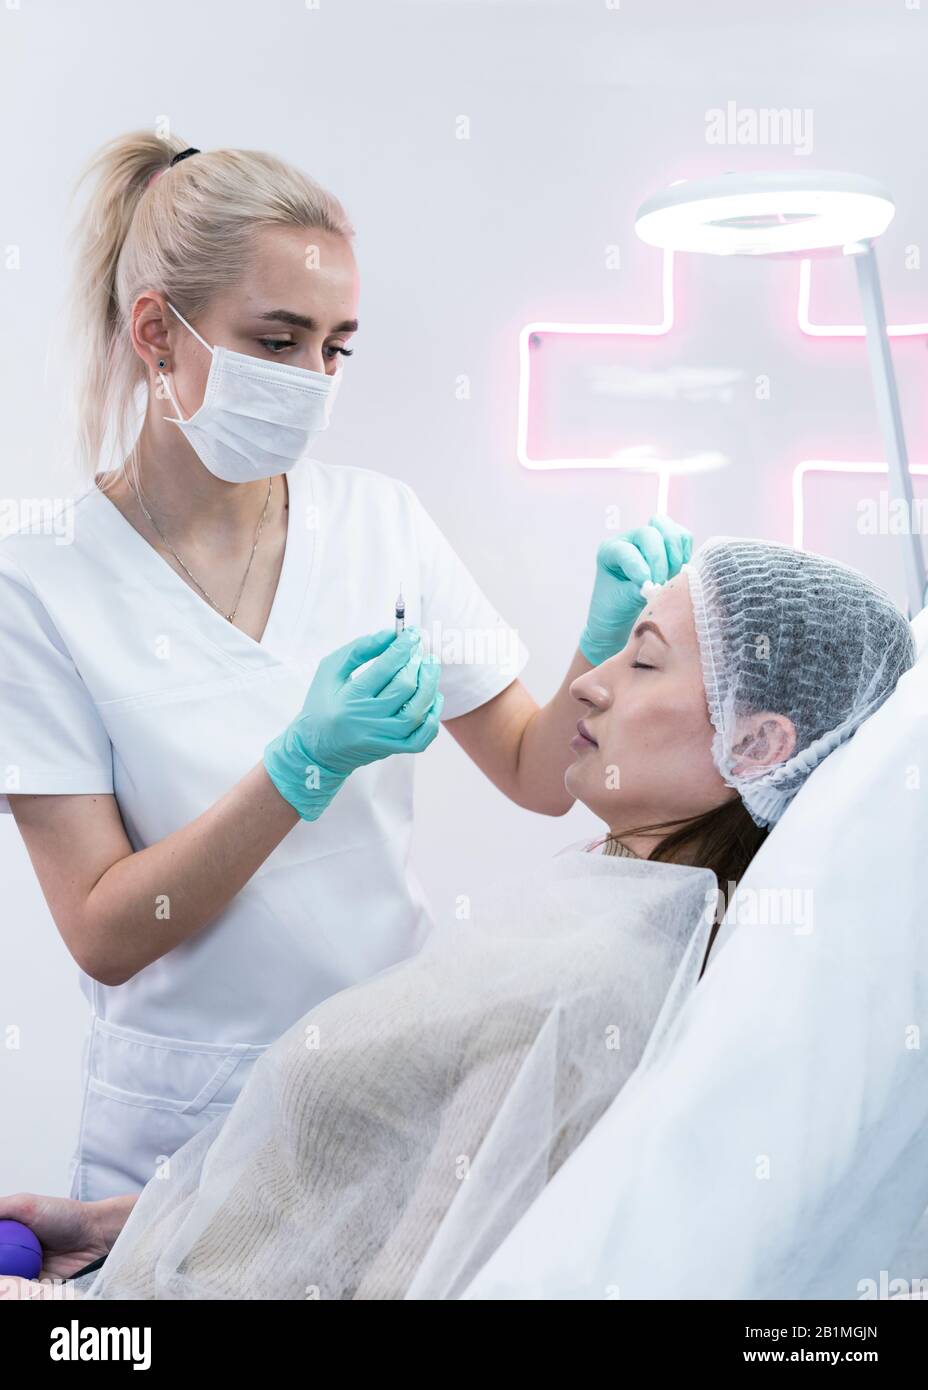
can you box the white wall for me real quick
[1,0,926,1194]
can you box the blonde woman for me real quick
[0,131,690,1202]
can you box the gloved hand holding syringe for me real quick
[263,588,441,822]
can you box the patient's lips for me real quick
[570,719,599,753]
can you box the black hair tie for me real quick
[170,147,200,166]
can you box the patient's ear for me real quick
[730,712,797,774]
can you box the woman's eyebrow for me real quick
[632,619,669,646]
[257,309,359,333]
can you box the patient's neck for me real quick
[606,823,711,868]
[605,826,665,860]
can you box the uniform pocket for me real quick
[73,1017,269,1202]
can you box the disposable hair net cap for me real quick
[684,537,916,829]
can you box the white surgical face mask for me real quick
[158,301,342,484]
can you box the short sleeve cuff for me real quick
[0,769,114,815]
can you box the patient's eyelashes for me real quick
[631,661,655,670]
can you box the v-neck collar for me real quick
[82,463,317,673]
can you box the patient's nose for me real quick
[570,671,613,709]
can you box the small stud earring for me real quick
[157,359,166,369]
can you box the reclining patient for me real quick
[4,538,916,1300]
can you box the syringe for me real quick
[395,586,406,635]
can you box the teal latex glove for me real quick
[579,515,693,666]
[264,626,444,821]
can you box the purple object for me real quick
[0,1220,42,1279]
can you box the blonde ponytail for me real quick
[66,129,355,482]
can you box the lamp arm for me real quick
[850,240,927,615]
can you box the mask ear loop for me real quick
[158,301,215,424]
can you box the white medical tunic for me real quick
[0,460,528,1201]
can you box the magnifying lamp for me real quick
[635,171,926,614]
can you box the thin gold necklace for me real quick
[127,472,275,624]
